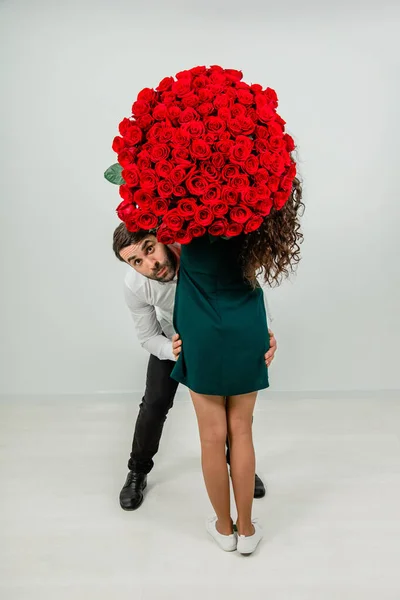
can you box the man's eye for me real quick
[134,259,141,266]
[147,246,154,253]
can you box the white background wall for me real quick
[1,0,399,395]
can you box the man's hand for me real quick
[265,329,277,368]
[172,333,182,360]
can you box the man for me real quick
[113,223,277,510]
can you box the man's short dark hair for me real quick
[112,223,151,262]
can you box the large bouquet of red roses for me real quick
[105,65,297,244]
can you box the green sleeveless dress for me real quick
[171,233,270,396]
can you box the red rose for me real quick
[157,179,174,198]
[257,103,275,123]
[198,87,214,102]
[112,136,126,153]
[181,92,200,108]
[172,147,193,167]
[211,152,225,169]
[230,142,252,164]
[267,175,280,192]
[157,125,174,143]
[241,189,259,207]
[132,100,150,117]
[176,199,197,218]
[190,139,211,160]
[255,184,271,200]
[200,161,219,182]
[284,133,295,152]
[136,114,154,130]
[208,218,228,236]
[251,83,263,93]
[172,78,192,97]
[216,139,234,155]
[174,185,186,197]
[256,198,273,216]
[124,125,143,145]
[170,165,187,186]
[275,114,286,128]
[175,228,193,245]
[140,169,158,191]
[230,174,250,191]
[212,202,229,217]
[194,205,213,226]
[161,91,176,105]
[244,155,259,175]
[122,167,140,187]
[267,135,284,153]
[227,118,243,136]
[221,187,239,206]
[119,185,134,203]
[119,118,133,136]
[268,121,284,137]
[231,104,246,118]
[280,174,294,192]
[236,89,254,105]
[237,116,256,135]
[225,68,243,82]
[116,200,136,221]
[136,151,152,170]
[118,149,137,168]
[183,120,205,138]
[205,117,226,135]
[254,168,269,184]
[168,105,181,120]
[201,184,221,205]
[197,102,214,116]
[157,224,175,244]
[152,198,169,216]
[163,208,184,232]
[152,104,168,121]
[134,190,153,209]
[137,87,156,103]
[255,139,269,154]
[218,107,232,121]
[214,94,230,109]
[225,222,243,237]
[157,77,174,92]
[179,107,199,125]
[255,125,269,139]
[230,205,253,224]
[126,219,140,233]
[149,144,170,162]
[264,87,278,105]
[244,214,264,233]
[155,160,172,179]
[274,190,291,210]
[222,164,240,180]
[269,155,285,177]
[186,175,209,196]
[187,222,206,237]
[172,127,191,147]
[137,212,158,230]
[260,151,274,170]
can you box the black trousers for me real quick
[128,352,232,474]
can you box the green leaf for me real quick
[104,163,125,185]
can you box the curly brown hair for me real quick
[239,176,304,287]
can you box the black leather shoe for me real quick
[254,473,266,498]
[119,471,147,511]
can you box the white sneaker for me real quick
[236,520,263,555]
[206,516,237,552]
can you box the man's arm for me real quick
[123,283,176,361]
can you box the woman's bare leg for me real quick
[227,392,258,536]
[190,391,232,535]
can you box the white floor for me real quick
[1,392,400,600]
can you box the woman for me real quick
[106,64,304,554]
[170,178,303,554]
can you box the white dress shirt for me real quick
[123,244,273,362]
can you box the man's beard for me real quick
[150,245,178,283]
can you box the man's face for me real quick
[119,235,177,282]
